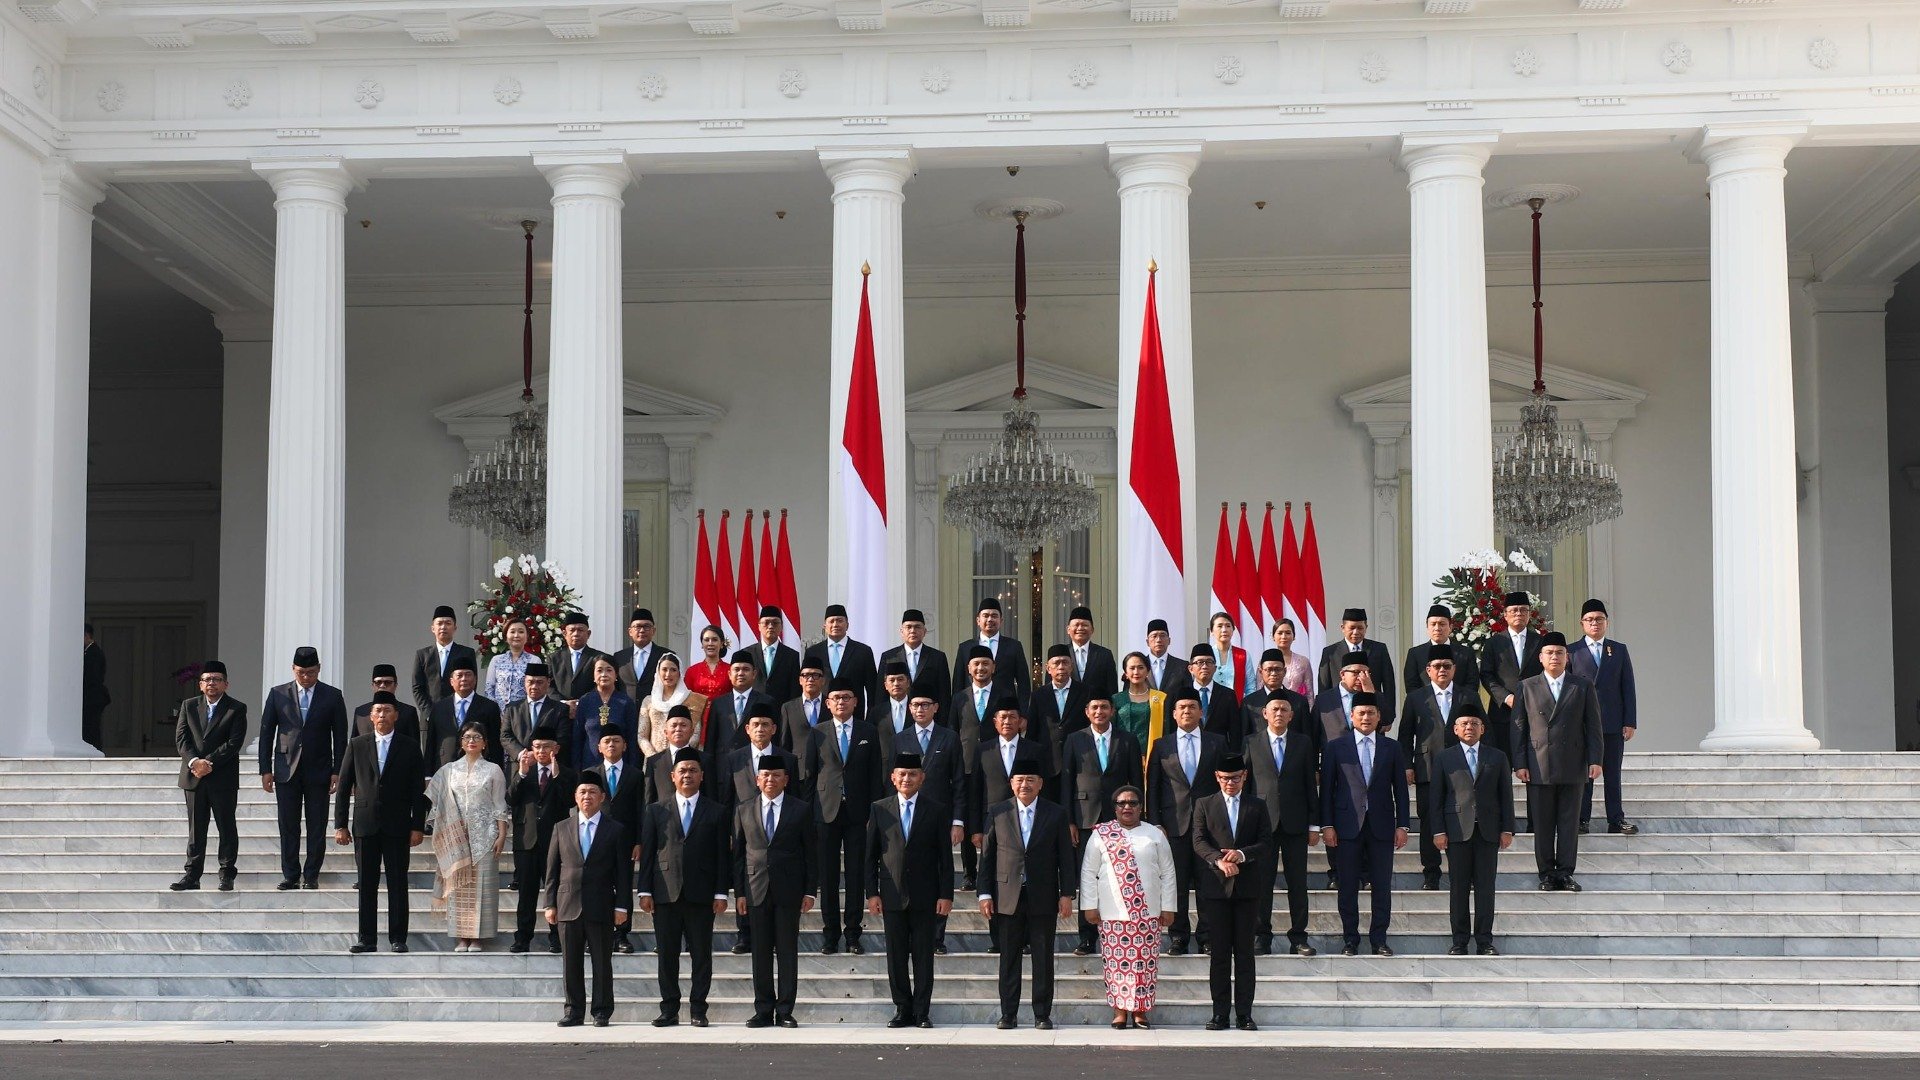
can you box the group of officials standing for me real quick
[168,590,1637,1028]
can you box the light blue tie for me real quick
[457,698,468,724]
[1273,735,1284,774]
[1181,733,1196,783]
[607,765,618,798]
[681,798,693,835]
[1360,736,1374,786]
[838,723,849,760]
[1200,688,1210,714]
[902,798,914,837]
[1056,686,1069,715]
[918,726,930,754]
[830,642,842,675]
[1020,804,1032,848]
[1467,745,1479,779]
[764,801,776,840]
[976,689,988,719]
[581,819,595,857]
[807,700,818,727]
[1096,732,1108,771]
[299,687,310,724]
[1227,796,1238,836]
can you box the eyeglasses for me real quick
[1113,800,1141,808]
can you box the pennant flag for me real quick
[1299,502,1328,667]
[692,510,718,658]
[1233,504,1262,693]
[1279,502,1304,638]
[757,511,779,638]
[1122,264,1187,653]
[736,509,759,644]
[775,509,804,651]
[1257,502,1284,661]
[714,510,738,650]
[1207,503,1240,651]
[840,265,890,644]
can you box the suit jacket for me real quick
[778,696,830,756]
[977,796,1076,912]
[545,645,610,703]
[868,695,916,746]
[1566,637,1638,734]
[612,643,664,705]
[1194,683,1244,745]
[1028,680,1093,746]
[509,762,577,850]
[1243,726,1318,835]
[544,811,634,923]
[704,687,775,757]
[410,642,476,716]
[1067,643,1119,704]
[500,695,570,764]
[257,680,348,780]
[732,793,817,906]
[877,723,967,824]
[803,636,879,713]
[720,744,800,808]
[969,735,1049,833]
[1480,630,1543,717]
[1511,672,1605,785]
[640,746,714,806]
[1145,728,1224,836]
[82,641,110,711]
[865,795,956,910]
[1399,682,1475,784]
[426,694,504,773]
[946,682,998,784]
[1403,641,1482,700]
[353,700,421,749]
[1309,688,1355,755]
[1239,686,1312,750]
[1316,639,1397,728]
[583,759,646,838]
[1430,742,1516,842]
[878,644,951,721]
[802,719,884,824]
[1318,731,1410,841]
[639,793,731,904]
[333,732,429,836]
[950,635,1031,704]
[1192,792,1273,901]
[745,641,801,705]
[175,695,248,791]
[1059,726,1144,829]
[1144,651,1192,696]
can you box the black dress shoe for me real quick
[509,942,529,954]
[652,1015,679,1027]
[1167,940,1189,956]
[1373,944,1394,957]
[1611,821,1638,835]
[887,1015,912,1029]
[169,877,199,891]
[996,1017,1017,1030]
[777,1015,799,1029]
[301,880,319,890]
[1255,937,1273,955]
[690,1017,708,1028]
[1447,945,1467,955]
[745,1015,773,1029]
[390,942,409,953]
[986,944,999,955]
[1560,876,1582,892]
[505,878,517,890]
[731,942,752,955]
[591,1016,610,1027]
[1236,1018,1258,1032]
[1578,820,1591,835]
[557,1016,582,1028]
[1341,944,1358,956]
[960,877,975,891]
[349,942,376,954]
[548,942,562,954]
[1324,874,1337,890]
[1034,1019,1053,1030]
[1291,943,1318,957]
[1198,942,1211,955]
[1073,945,1095,956]
[1421,875,1440,891]
[616,940,635,955]
[217,877,236,892]
[820,944,839,955]
[914,1018,932,1029]
[1205,1016,1228,1031]
[277,879,300,891]
[847,941,865,955]
[933,945,946,956]
[1478,944,1500,956]
[1538,878,1556,891]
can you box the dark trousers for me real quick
[1414,780,1442,877]
[1259,830,1311,947]
[1528,782,1583,878]
[182,779,239,880]
[1334,825,1395,947]
[747,902,802,1019]
[1165,827,1206,946]
[1074,832,1099,948]
[353,830,411,945]
[513,838,558,947]
[82,704,104,752]
[882,905,939,1021]
[653,899,716,1017]
[1199,896,1260,1020]
[817,814,867,946]
[559,917,615,1021]
[992,888,1058,1020]
[1446,834,1501,948]
[275,766,332,882]
[959,831,978,882]
[1582,733,1627,826]
[1486,715,1516,789]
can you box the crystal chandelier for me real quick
[944,209,1100,556]
[448,220,548,551]
[1492,197,1623,552]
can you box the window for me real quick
[942,478,1115,655]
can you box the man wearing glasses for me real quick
[172,660,249,891]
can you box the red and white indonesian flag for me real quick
[1208,504,1239,649]
[1234,504,1262,692]
[1122,266,1186,650]
[839,267,890,643]
[692,510,719,658]
[714,510,739,650]
[775,510,803,651]
[735,511,759,640]
[1257,504,1283,663]
[1299,503,1328,664]
[1279,503,1304,639]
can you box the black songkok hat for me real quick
[1169,686,1201,706]
[900,609,926,624]
[882,660,910,678]
[823,604,848,619]
[1009,757,1044,779]
[1189,643,1215,661]
[370,690,397,707]
[1427,605,1453,621]
[561,611,590,627]
[525,662,550,678]
[1540,632,1568,648]
[1502,592,1531,608]
[1349,691,1379,709]
[292,646,320,667]
[1582,598,1608,616]
[891,753,924,771]
[1341,607,1368,623]
[1046,643,1072,661]
[966,644,994,662]
[1146,618,1169,634]
[433,605,457,621]
[371,663,397,679]
[673,747,703,767]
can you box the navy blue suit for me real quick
[1568,637,1637,827]
[1319,730,1409,948]
[258,680,349,884]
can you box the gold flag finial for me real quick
[1148,258,1158,273]
[861,261,871,276]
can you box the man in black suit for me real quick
[1316,607,1396,731]
[545,774,634,1027]
[866,752,956,1029]
[885,692,968,955]
[1061,605,1119,704]
[805,603,879,715]
[81,624,108,752]
[1512,631,1604,892]
[880,609,950,724]
[258,646,349,890]
[947,644,998,891]
[1311,650,1374,888]
[1241,648,1311,748]
[1142,618,1190,695]
[1243,694,1319,956]
[950,596,1030,703]
[355,664,421,747]
[1186,644,1243,744]
[778,658,829,754]
[969,704,1052,899]
[870,660,915,743]
[332,693,427,952]
[643,705,712,807]
[501,662,569,766]
[546,611,607,716]
[978,758,1075,1030]
[612,608,663,704]
[1059,697,1142,955]
[584,728,646,953]
[1431,710,1516,955]
[1403,605,1481,698]
[1400,643,1475,891]
[411,604,476,719]
[172,660,248,892]
[1320,693,1409,956]
[426,656,502,773]
[1028,644,1090,761]
[804,678,883,954]
[1570,598,1640,836]
[1480,592,1542,769]
[745,605,801,705]
[638,748,731,1027]
[733,758,816,1028]
[720,710,799,955]
[1193,755,1271,1031]
[705,651,774,756]
[1145,687,1223,954]
[508,726,574,954]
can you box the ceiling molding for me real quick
[94,181,274,312]
[1794,148,1920,287]
[1340,348,1648,427]
[905,355,1116,412]
[433,371,725,451]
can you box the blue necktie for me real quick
[830,642,842,675]
[1360,736,1373,785]
[457,698,467,724]
[764,801,777,840]
[1467,745,1479,779]
[1200,688,1210,714]
[918,726,930,754]
[1273,735,1284,774]
[902,798,913,837]
[607,765,618,798]
[1096,732,1108,771]
[581,819,595,857]
[299,687,310,724]
[681,798,693,835]
[838,723,849,760]
[1227,796,1239,836]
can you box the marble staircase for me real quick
[2,753,1917,1030]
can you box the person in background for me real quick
[508,726,573,955]
[355,664,421,746]
[424,721,510,952]
[637,652,705,759]
[1268,619,1313,698]
[1569,598,1639,836]
[683,625,734,716]
[614,608,664,705]
[172,660,248,892]
[258,646,348,891]
[1112,652,1167,767]
[412,605,476,718]
[482,616,537,707]
[1081,785,1177,1030]
[81,623,109,752]
[572,656,635,771]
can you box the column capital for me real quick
[819,148,915,193]
[251,158,361,207]
[1805,280,1894,315]
[534,152,634,200]
[1397,132,1498,180]
[1686,122,1808,173]
[1108,142,1202,189]
[41,159,105,211]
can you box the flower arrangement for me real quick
[469,555,581,662]
[1432,549,1548,648]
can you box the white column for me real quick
[252,159,356,703]
[1400,134,1497,602]
[820,150,912,638]
[1690,124,1819,750]
[1111,142,1200,649]
[214,312,274,710]
[19,161,104,757]
[536,153,632,627]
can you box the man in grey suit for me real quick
[1511,631,1603,892]
[1243,694,1319,956]
[978,758,1075,1030]
[410,605,475,718]
[172,660,248,892]
[258,646,349,890]
[1402,604,1481,698]
[544,773,633,1027]
[1480,592,1542,774]
[1315,607,1396,731]
[1431,708,1515,954]
[733,759,816,1028]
